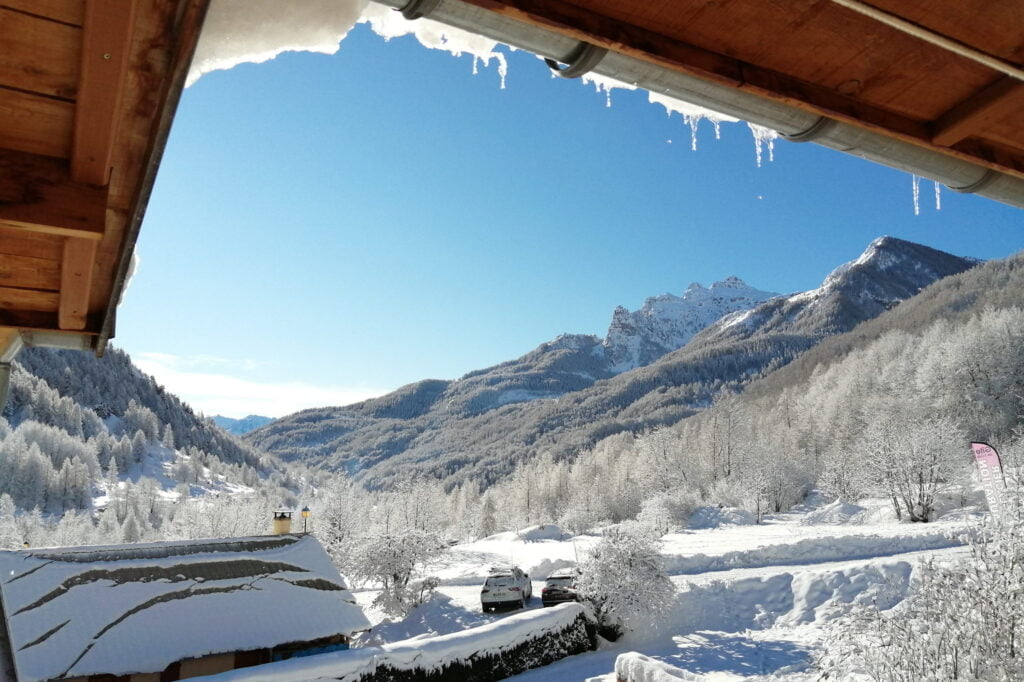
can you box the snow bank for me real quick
[615,652,709,681]
[662,529,963,575]
[800,500,867,525]
[674,561,914,635]
[200,603,593,682]
[687,506,755,529]
[518,524,569,542]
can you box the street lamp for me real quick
[301,506,311,533]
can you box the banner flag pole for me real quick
[971,442,1006,524]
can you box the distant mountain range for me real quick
[247,236,979,487]
[213,414,274,435]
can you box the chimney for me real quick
[272,510,293,535]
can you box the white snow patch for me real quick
[615,652,707,681]
[687,506,755,530]
[800,500,867,525]
[517,524,570,542]
[188,0,368,86]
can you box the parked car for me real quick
[481,566,532,611]
[541,568,579,607]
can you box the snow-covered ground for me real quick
[352,497,977,681]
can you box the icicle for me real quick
[747,123,778,168]
[934,181,942,210]
[582,72,637,108]
[684,115,701,151]
[911,174,921,216]
[712,119,722,140]
[471,55,479,75]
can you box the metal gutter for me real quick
[379,0,1024,209]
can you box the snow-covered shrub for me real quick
[349,529,445,616]
[637,491,699,535]
[818,521,1024,681]
[819,436,1024,682]
[577,522,675,637]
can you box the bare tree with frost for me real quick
[859,415,965,521]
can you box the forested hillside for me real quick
[250,237,978,487]
[478,250,1024,532]
[0,347,301,546]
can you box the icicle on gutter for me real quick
[648,91,736,151]
[581,72,637,108]
[934,181,942,210]
[912,174,921,215]
[747,123,777,168]
[360,4,509,88]
[188,0,775,171]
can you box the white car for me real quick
[481,566,533,611]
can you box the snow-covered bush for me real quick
[820,436,1024,682]
[349,529,445,616]
[818,521,1024,681]
[577,522,676,637]
[637,491,699,535]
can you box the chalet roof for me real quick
[0,534,370,682]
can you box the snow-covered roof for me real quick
[0,534,370,682]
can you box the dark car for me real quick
[541,568,579,607]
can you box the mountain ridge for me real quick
[247,237,980,487]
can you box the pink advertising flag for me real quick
[972,442,1006,523]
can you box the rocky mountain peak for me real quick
[603,278,779,371]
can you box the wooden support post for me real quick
[59,238,97,330]
[71,0,137,186]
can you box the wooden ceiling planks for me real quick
[0,0,208,350]
[460,0,1024,180]
[0,6,81,99]
[0,1,85,27]
[581,0,996,120]
[865,0,1024,64]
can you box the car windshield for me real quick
[546,577,574,588]
[486,576,513,587]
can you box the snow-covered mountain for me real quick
[694,236,978,346]
[213,414,274,435]
[604,276,779,371]
[249,237,982,486]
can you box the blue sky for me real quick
[116,22,1023,418]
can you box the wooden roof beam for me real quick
[0,148,107,239]
[71,0,137,186]
[932,77,1024,147]
[58,238,97,330]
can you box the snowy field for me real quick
[350,497,976,681]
